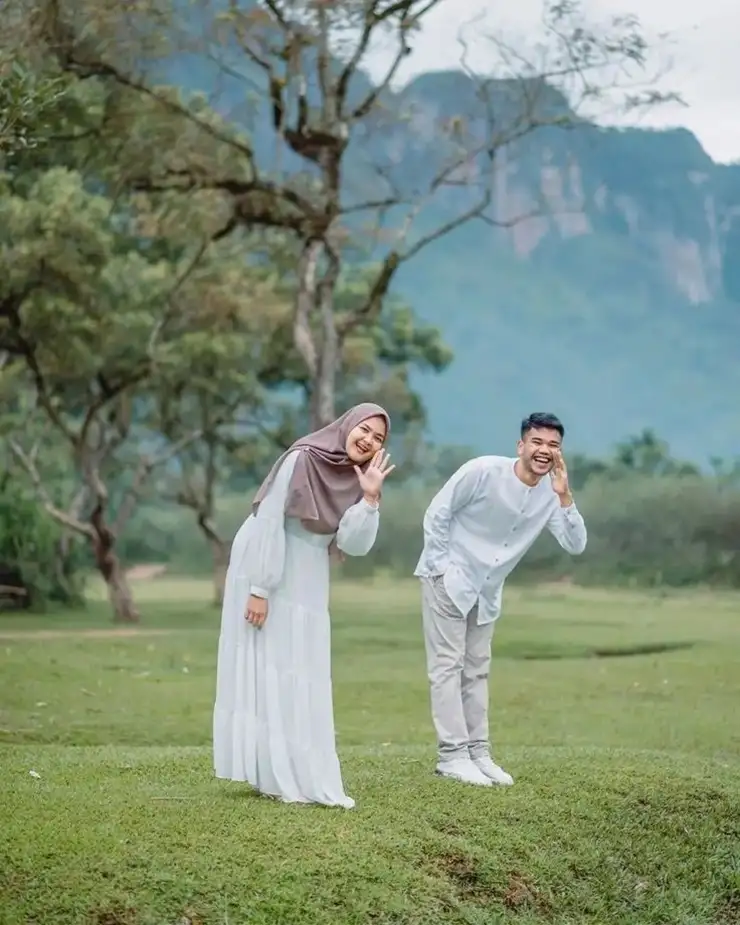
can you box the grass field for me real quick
[1,578,739,925]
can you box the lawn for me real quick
[1,578,738,925]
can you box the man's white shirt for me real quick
[414,456,587,625]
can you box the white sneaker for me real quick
[473,755,514,786]
[435,758,493,787]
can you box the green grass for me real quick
[1,579,739,924]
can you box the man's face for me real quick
[516,427,562,477]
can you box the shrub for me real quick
[0,477,86,609]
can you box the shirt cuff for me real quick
[361,497,380,512]
[250,585,269,599]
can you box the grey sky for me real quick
[362,0,738,164]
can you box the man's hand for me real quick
[245,594,268,628]
[550,450,573,506]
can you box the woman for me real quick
[213,402,395,809]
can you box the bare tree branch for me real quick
[340,195,408,215]
[343,2,446,120]
[114,427,203,535]
[263,0,290,30]
[129,169,320,233]
[227,0,273,74]
[9,439,94,538]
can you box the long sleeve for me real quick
[420,460,485,573]
[547,501,587,555]
[335,498,380,557]
[233,450,300,598]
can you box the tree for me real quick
[0,0,68,156]
[147,234,288,606]
[0,60,67,155]
[613,430,699,478]
[151,250,452,604]
[38,0,676,429]
[251,253,453,424]
[0,166,222,621]
[0,373,89,608]
[0,469,87,610]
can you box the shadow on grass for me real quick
[512,640,698,661]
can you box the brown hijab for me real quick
[252,402,391,535]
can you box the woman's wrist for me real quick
[363,492,380,507]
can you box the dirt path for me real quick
[0,628,176,641]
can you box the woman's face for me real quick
[345,415,387,464]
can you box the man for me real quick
[414,412,587,787]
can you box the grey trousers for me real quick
[421,576,495,762]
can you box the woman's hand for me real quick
[354,449,396,503]
[245,594,268,629]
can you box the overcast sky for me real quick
[361,0,738,164]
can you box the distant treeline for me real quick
[119,430,740,591]
[2,430,739,611]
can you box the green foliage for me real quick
[0,145,290,614]
[569,475,740,587]
[0,59,67,154]
[0,72,455,616]
[0,166,181,387]
[0,476,85,607]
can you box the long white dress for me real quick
[213,450,380,809]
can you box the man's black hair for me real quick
[520,412,565,439]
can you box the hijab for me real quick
[252,402,391,535]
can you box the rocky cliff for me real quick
[389,71,740,308]
[366,72,740,460]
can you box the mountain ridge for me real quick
[375,71,740,460]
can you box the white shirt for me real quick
[414,456,587,625]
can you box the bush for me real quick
[0,478,86,609]
[338,474,740,589]
[114,473,740,591]
[570,474,740,587]
[118,494,252,575]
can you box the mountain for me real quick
[166,50,740,462]
[378,72,740,462]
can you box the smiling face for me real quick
[516,426,563,480]
[345,415,387,464]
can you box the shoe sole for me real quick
[435,769,493,787]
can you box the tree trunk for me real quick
[105,557,140,623]
[211,537,229,607]
[312,244,340,428]
[195,512,228,606]
[91,518,140,623]
[310,364,337,430]
[294,238,341,430]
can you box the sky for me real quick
[361,0,738,164]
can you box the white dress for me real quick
[212,450,380,808]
